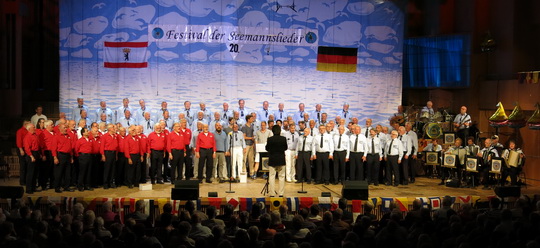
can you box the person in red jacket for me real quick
[116,127,127,187]
[101,124,119,189]
[90,127,102,187]
[16,120,30,186]
[196,124,216,183]
[148,123,166,184]
[167,123,185,183]
[75,127,93,192]
[125,126,143,188]
[23,123,41,194]
[39,120,55,191]
[180,119,193,179]
[52,123,75,193]
[137,125,149,184]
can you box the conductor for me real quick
[265,125,288,197]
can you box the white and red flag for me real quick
[104,41,148,68]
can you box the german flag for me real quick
[317,46,358,73]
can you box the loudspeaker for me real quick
[494,186,521,198]
[208,192,218,197]
[171,180,199,200]
[0,186,24,199]
[445,179,460,188]
[341,181,368,200]
[321,192,331,197]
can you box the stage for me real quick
[0,177,536,200]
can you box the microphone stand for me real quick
[226,133,235,193]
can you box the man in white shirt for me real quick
[349,125,367,181]
[332,126,349,184]
[397,126,413,185]
[453,106,471,143]
[405,122,418,183]
[282,123,299,182]
[31,106,47,126]
[313,125,334,185]
[385,130,403,186]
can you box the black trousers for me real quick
[457,129,469,146]
[349,152,364,181]
[77,153,92,188]
[386,155,400,186]
[150,150,164,183]
[25,151,40,193]
[296,151,312,182]
[162,152,170,181]
[170,149,185,182]
[91,154,102,187]
[315,152,330,182]
[480,164,490,186]
[140,153,148,183]
[116,152,126,186]
[17,149,27,185]
[126,154,141,187]
[409,156,416,180]
[56,152,72,189]
[502,166,519,185]
[103,150,117,186]
[333,150,347,182]
[184,145,193,178]
[39,150,53,189]
[198,148,214,181]
[400,153,409,184]
[366,154,380,184]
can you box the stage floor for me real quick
[1,177,537,199]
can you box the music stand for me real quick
[259,153,270,195]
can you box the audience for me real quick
[0,196,539,248]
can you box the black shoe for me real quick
[314,181,321,185]
[55,189,62,193]
[403,183,408,186]
[393,184,399,187]
[85,187,94,191]
[111,184,117,188]
[438,182,445,185]
[34,188,42,192]
[325,182,329,185]
[411,179,415,183]
[104,185,109,189]
[157,181,164,184]
[374,183,379,186]
[385,183,390,186]
[206,180,212,183]
[332,182,338,185]
[482,186,489,190]
[78,187,84,192]
[128,185,133,189]
[134,184,139,187]
[26,191,34,194]
[64,188,74,192]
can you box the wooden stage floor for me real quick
[1,177,537,199]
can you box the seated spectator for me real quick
[234,228,250,248]
[216,204,234,223]
[224,215,242,238]
[298,208,317,231]
[286,215,311,240]
[332,208,350,232]
[319,211,341,246]
[127,200,149,221]
[202,205,225,229]
[171,221,195,248]
[178,210,191,223]
[100,201,118,224]
[339,198,353,223]
[189,211,212,239]
[258,213,276,240]
[270,210,285,231]
[308,205,322,221]
[82,210,96,233]
[94,217,112,239]
[250,202,263,221]
[279,205,294,222]
[433,195,456,221]
[248,225,263,248]
[238,211,251,230]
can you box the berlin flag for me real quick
[104,41,148,68]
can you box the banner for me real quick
[149,24,318,47]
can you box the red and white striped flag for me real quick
[104,41,148,68]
